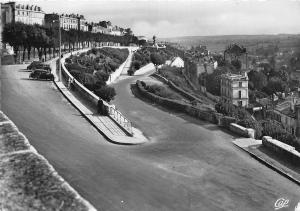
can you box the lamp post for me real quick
[53,16,62,81]
[58,16,62,82]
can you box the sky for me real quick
[3,0,300,38]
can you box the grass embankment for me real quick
[159,66,216,105]
[139,80,213,111]
[144,83,183,101]
[0,112,95,211]
[65,47,129,101]
[128,46,179,75]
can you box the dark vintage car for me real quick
[29,69,54,81]
[27,61,42,70]
[27,61,51,72]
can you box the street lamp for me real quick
[58,16,62,82]
[52,16,62,81]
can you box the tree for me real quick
[95,86,116,102]
[2,22,24,62]
[205,67,227,95]
[248,70,268,91]
[263,77,288,95]
[94,71,109,89]
[150,53,165,71]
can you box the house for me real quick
[166,57,184,68]
[1,2,45,25]
[267,98,300,136]
[45,13,88,31]
[220,72,249,107]
[224,43,248,70]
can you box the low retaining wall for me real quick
[262,136,300,164]
[229,123,255,138]
[52,48,133,136]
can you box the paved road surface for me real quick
[2,65,300,211]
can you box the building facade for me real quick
[1,2,45,25]
[220,73,249,107]
[45,13,88,31]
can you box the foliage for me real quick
[159,66,191,91]
[145,84,182,100]
[2,22,138,63]
[150,53,165,68]
[65,48,127,101]
[130,46,180,73]
[203,67,228,95]
[262,77,288,95]
[94,86,116,102]
[247,70,268,91]
[215,101,251,120]
[259,119,300,151]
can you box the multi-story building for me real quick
[1,2,45,25]
[89,22,109,34]
[224,43,248,71]
[220,73,249,107]
[60,14,79,30]
[45,13,88,31]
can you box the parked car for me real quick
[27,61,52,72]
[29,69,54,81]
[27,61,42,70]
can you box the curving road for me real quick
[2,65,300,211]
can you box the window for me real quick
[238,91,242,99]
[239,82,242,87]
[238,101,243,107]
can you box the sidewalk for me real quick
[51,57,147,145]
[233,138,300,185]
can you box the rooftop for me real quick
[221,73,248,81]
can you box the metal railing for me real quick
[108,106,132,135]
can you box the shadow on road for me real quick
[18,69,31,72]
[20,78,53,82]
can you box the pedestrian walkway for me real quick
[121,52,133,75]
[232,138,262,148]
[50,56,147,145]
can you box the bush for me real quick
[145,84,182,100]
[132,60,141,70]
[221,116,237,128]
[215,101,251,120]
[127,69,134,76]
[95,86,116,102]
